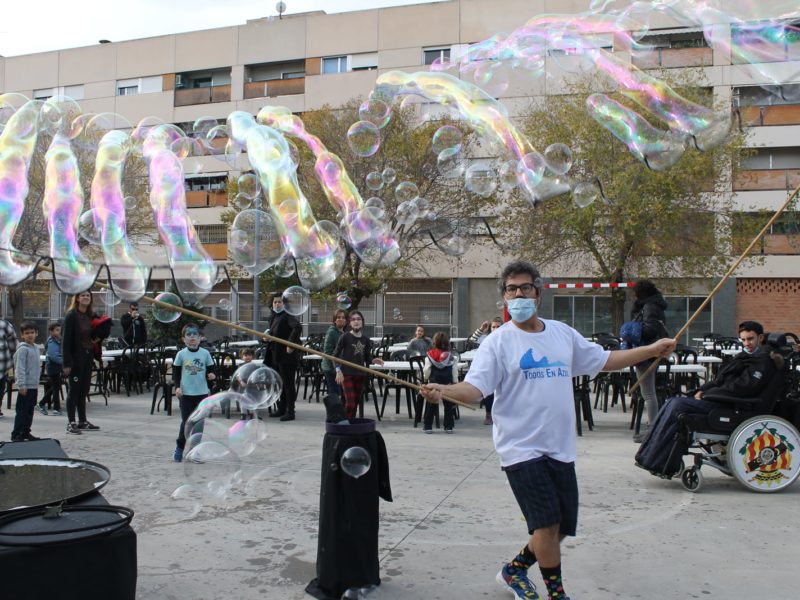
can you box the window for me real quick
[351,52,378,71]
[741,147,800,170]
[64,85,84,100]
[33,88,53,100]
[734,84,800,107]
[552,296,613,337]
[195,224,229,244]
[664,296,712,345]
[639,30,708,49]
[734,213,800,235]
[323,56,348,74]
[282,71,304,79]
[193,77,212,88]
[117,85,138,96]
[424,47,450,65]
[185,174,227,192]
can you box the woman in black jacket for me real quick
[62,290,100,434]
[631,280,669,442]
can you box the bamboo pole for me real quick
[629,180,800,395]
[69,277,476,411]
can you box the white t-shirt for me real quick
[465,319,609,466]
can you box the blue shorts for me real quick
[504,456,579,536]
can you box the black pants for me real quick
[424,399,456,430]
[635,395,720,477]
[12,388,37,439]
[40,373,63,411]
[176,394,206,450]
[66,349,93,424]
[275,362,297,416]
[483,393,494,416]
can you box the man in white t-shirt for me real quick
[421,261,676,600]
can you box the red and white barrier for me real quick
[544,282,635,289]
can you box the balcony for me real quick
[733,169,800,191]
[244,78,305,99]
[737,104,800,127]
[185,191,228,208]
[203,243,229,260]
[632,47,713,69]
[174,84,231,107]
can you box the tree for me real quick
[222,99,499,310]
[498,71,755,330]
[145,282,208,343]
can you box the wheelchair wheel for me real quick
[726,415,800,493]
[681,467,703,492]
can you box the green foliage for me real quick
[145,283,208,343]
[500,71,755,327]
[223,99,498,309]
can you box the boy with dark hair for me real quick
[39,322,63,416]
[172,322,216,462]
[11,321,41,442]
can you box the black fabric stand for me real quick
[306,419,392,600]
[0,439,137,600]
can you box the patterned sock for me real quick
[507,544,537,573]
[540,565,566,599]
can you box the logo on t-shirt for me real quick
[184,357,206,376]
[519,348,569,380]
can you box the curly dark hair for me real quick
[633,280,660,300]
[498,261,543,295]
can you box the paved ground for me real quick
[1,387,797,599]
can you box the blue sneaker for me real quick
[496,564,540,599]
[173,447,183,462]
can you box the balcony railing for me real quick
[203,243,229,260]
[631,47,713,69]
[243,78,305,99]
[185,191,229,208]
[733,169,800,191]
[737,104,800,127]
[734,235,800,255]
[174,84,232,107]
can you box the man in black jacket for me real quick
[267,292,302,421]
[635,320,781,477]
[120,302,147,347]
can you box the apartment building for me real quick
[1,0,798,340]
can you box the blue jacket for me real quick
[45,335,63,375]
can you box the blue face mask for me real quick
[506,298,537,322]
[273,305,284,314]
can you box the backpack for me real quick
[619,321,643,350]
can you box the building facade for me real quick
[1,0,798,341]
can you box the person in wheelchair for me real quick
[635,321,783,479]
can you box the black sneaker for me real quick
[22,433,41,441]
[10,435,23,442]
[269,411,286,418]
[78,421,100,430]
[279,413,295,422]
[66,423,82,435]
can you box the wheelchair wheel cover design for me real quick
[726,416,800,492]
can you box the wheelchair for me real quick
[667,333,800,493]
